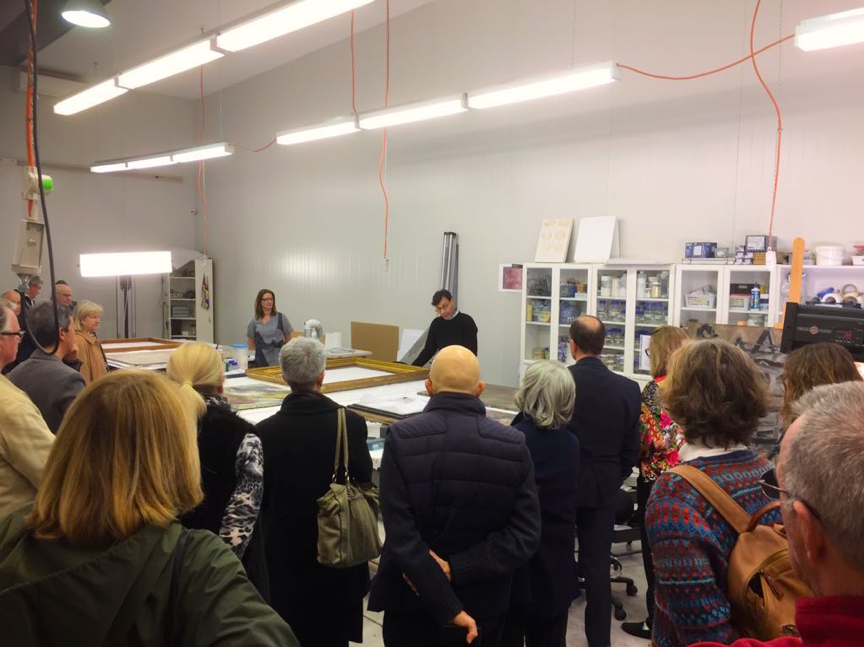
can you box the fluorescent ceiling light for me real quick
[277,117,359,145]
[117,40,223,90]
[126,155,176,170]
[359,96,468,130]
[467,61,619,110]
[795,7,864,51]
[172,142,235,162]
[54,79,127,116]
[80,251,172,277]
[90,162,128,173]
[217,0,375,52]
[61,0,110,28]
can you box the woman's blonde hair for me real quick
[166,342,224,417]
[515,360,576,429]
[26,371,203,547]
[72,300,103,330]
[649,326,689,378]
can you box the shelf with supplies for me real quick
[162,256,214,343]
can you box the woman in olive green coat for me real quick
[0,371,298,647]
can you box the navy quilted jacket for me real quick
[368,391,541,624]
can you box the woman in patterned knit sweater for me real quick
[167,343,269,599]
[622,326,689,639]
[646,339,779,647]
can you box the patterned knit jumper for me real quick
[646,449,779,647]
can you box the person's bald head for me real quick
[569,315,606,358]
[1,291,21,315]
[426,345,485,397]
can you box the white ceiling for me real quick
[37,0,436,100]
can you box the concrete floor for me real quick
[357,546,651,647]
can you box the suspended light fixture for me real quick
[90,162,128,173]
[216,0,375,52]
[467,61,619,110]
[61,0,110,28]
[795,7,864,51]
[54,79,127,116]
[171,142,235,162]
[80,251,172,277]
[358,96,468,130]
[117,39,223,90]
[90,142,234,173]
[126,155,176,170]
[276,117,360,145]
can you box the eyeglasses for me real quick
[758,469,822,521]
[644,348,651,357]
[0,331,25,339]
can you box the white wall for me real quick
[0,66,198,338]
[194,0,864,386]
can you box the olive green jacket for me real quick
[0,508,299,646]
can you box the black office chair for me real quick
[610,487,640,620]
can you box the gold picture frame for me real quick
[101,337,181,353]
[246,357,430,394]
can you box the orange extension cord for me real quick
[24,0,38,220]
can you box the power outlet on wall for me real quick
[381,257,390,272]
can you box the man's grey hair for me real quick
[514,360,576,429]
[280,337,326,392]
[28,275,42,287]
[785,381,864,572]
[26,302,72,347]
[0,304,11,332]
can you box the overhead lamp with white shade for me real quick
[795,7,864,51]
[216,0,375,52]
[80,251,172,277]
[276,117,360,146]
[117,39,223,90]
[358,96,468,130]
[467,61,619,110]
[61,0,110,28]
[54,79,127,116]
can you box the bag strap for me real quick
[331,408,350,481]
[670,465,751,535]
[165,528,190,645]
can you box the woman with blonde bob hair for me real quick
[166,342,268,597]
[646,340,778,647]
[72,299,107,384]
[503,360,580,646]
[0,371,297,646]
[624,326,689,638]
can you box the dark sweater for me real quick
[412,312,478,366]
[368,392,540,625]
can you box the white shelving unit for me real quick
[163,257,214,343]
[773,264,864,325]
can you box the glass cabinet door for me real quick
[558,266,590,365]
[595,268,627,374]
[633,268,672,376]
[675,265,723,327]
[523,266,554,364]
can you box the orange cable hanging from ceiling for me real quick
[378,0,390,260]
[24,0,38,219]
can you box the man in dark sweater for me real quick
[567,316,640,647]
[369,345,540,647]
[412,289,478,366]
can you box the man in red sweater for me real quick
[694,380,864,647]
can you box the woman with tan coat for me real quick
[73,300,107,384]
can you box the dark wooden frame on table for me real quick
[245,357,430,394]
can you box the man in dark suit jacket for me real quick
[567,316,640,647]
[369,345,541,647]
[256,337,373,647]
[9,302,84,434]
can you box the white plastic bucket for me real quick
[815,245,845,266]
[230,344,249,371]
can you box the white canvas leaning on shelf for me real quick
[534,219,573,262]
[572,216,620,263]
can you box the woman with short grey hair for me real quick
[504,360,580,647]
[256,336,374,646]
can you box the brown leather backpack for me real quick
[671,465,812,639]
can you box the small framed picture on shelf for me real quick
[499,264,524,292]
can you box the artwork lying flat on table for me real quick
[102,337,181,353]
[223,382,290,411]
[246,357,430,393]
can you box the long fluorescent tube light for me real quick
[216,0,375,52]
[90,162,128,173]
[359,96,468,130]
[172,142,235,162]
[467,61,619,110]
[117,39,223,90]
[795,7,864,51]
[80,251,172,277]
[126,155,176,170]
[276,117,359,145]
[54,79,127,115]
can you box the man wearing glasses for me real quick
[412,290,478,367]
[0,304,54,517]
[694,380,864,647]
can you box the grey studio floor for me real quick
[357,534,650,647]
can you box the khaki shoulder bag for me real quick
[671,465,811,640]
[316,408,383,568]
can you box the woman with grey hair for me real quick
[255,337,374,647]
[72,300,107,384]
[503,360,580,647]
